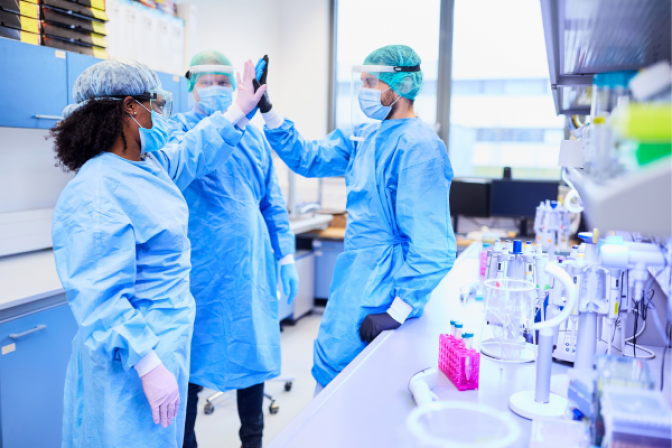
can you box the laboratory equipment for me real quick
[533,199,571,257]
[406,401,521,448]
[509,262,577,420]
[529,420,590,448]
[479,243,490,276]
[438,332,480,391]
[408,367,439,407]
[600,386,671,448]
[480,278,537,363]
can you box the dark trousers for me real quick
[184,381,265,448]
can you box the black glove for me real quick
[253,55,272,113]
[359,313,401,343]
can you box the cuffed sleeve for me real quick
[134,350,162,377]
[387,297,413,324]
[262,108,284,130]
[222,104,245,126]
[279,254,295,265]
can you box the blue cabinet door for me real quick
[313,240,344,300]
[156,71,184,115]
[66,53,104,105]
[0,39,68,129]
[0,302,78,448]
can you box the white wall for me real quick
[177,0,331,139]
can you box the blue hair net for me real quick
[63,59,161,118]
[187,50,236,92]
[363,45,423,100]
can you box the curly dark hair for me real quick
[50,99,129,172]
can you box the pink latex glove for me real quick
[140,364,180,428]
[235,59,268,115]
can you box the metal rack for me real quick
[540,0,671,116]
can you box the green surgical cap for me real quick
[363,45,423,100]
[187,49,236,92]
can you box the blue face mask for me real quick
[196,85,233,115]
[358,87,401,121]
[130,101,169,154]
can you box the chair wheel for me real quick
[284,381,292,392]
[204,402,215,415]
[269,401,279,414]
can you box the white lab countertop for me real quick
[267,243,671,448]
[0,249,64,313]
[0,215,333,314]
[289,214,333,235]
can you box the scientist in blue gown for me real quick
[50,59,265,448]
[169,50,298,448]
[259,45,457,389]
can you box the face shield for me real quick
[185,64,236,110]
[350,65,419,141]
[109,87,174,119]
[147,87,173,118]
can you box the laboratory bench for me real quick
[266,242,671,448]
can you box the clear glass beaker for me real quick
[481,278,537,363]
[406,401,521,448]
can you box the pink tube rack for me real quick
[438,334,480,391]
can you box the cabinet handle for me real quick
[9,325,47,339]
[35,115,64,120]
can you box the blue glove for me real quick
[245,57,268,121]
[280,263,299,305]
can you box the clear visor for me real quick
[350,65,397,141]
[149,87,173,119]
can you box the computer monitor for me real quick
[450,178,491,218]
[490,179,559,218]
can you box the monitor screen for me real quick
[450,178,491,218]
[490,180,559,217]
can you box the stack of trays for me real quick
[0,0,41,45]
[39,0,108,58]
[154,0,174,16]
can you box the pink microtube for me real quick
[438,333,480,391]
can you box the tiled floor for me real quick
[192,309,323,448]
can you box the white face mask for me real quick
[358,87,401,120]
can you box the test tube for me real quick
[454,323,463,343]
[462,333,473,350]
[449,320,456,338]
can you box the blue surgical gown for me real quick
[52,112,243,448]
[264,118,457,387]
[168,110,294,392]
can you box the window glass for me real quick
[334,0,441,131]
[449,0,564,179]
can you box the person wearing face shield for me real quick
[168,50,298,448]
[260,45,457,391]
[50,59,266,448]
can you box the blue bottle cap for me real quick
[512,240,523,254]
[455,323,463,329]
[450,320,455,326]
[578,232,594,244]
